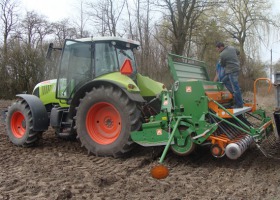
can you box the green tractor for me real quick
[5,37,165,157]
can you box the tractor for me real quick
[4,37,280,179]
[5,37,165,157]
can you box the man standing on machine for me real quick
[216,42,243,108]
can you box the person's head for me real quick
[216,42,225,52]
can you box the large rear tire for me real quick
[6,100,42,147]
[75,85,142,157]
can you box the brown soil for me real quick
[1,98,280,200]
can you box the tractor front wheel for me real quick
[6,100,42,147]
[75,85,141,157]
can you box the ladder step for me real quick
[232,106,251,116]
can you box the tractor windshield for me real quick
[56,39,138,100]
[95,42,137,77]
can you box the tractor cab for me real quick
[56,37,140,100]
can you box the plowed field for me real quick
[1,97,280,200]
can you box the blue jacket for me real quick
[216,62,225,81]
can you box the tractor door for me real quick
[56,40,93,100]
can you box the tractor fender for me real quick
[16,94,49,131]
[68,80,145,119]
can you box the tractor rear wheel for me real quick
[6,100,42,147]
[75,85,142,157]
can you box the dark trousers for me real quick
[221,72,243,108]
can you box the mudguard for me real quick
[68,80,145,118]
[16,94,49,131]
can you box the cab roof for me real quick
[74,36,140,48]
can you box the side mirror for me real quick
[46,43,53,59]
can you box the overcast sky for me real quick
[21,0,280,63]
[261,0,280,63]
[21,0,78,22]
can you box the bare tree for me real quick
[218,0,277,72]
[214,0,279,90]
[0,0,19,56]
[135,0,152,74]
[0,0,19,97]
[35,19,53,54]
[193,18,227,78]
[86,0,125,36]
[155,0,209,56]
[72,0,90,38]
[3,11,56,96]
[51,19,77,46]
[20,11,49,48]
[7,40,46,94]
[124,0,135,39]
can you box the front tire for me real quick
[6,100,42,147]
[76,85,142,157]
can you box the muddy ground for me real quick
[1,98,280,200]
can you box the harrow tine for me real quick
[255,131,280,160]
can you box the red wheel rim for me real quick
[86,102,122,145]
[10,111,26,138]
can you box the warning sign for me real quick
[186,86,192,92]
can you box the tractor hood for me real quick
[32,79,69,107]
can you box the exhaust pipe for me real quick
[225,135,254,159]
